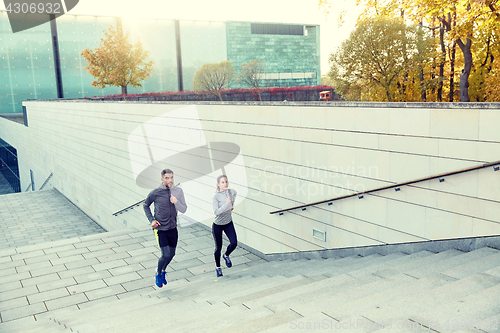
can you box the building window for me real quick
[251,24,303,36]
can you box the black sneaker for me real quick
[223,254,232,268]
[216,267,223,277]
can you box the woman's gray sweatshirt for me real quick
[212,188,237,225]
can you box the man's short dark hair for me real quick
[161,169,174,177]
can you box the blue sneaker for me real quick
[223,254,232,268]
[155,272,163,288]
[216,267,223,277]
[160,271,167,286]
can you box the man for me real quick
[143,168,187,288]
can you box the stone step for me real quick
[404,247,500,279]
[474,313,500,333]
[261,250,464,316]
[362,272,500,324]
[328,272,456,322]
[293,272,417,317]
[241,252,409,311]
[264,270,383,313]
[57,275,305,333]
[217,308,303,333]
[223,273,327,307]
[410,280,500,333]
[260,311,341,333]
[57,297,216,333]
[309,253,405,278]
[38,274,292,331]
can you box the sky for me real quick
[1,0,363,75]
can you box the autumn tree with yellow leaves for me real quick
[321,0,500,102]
[81,26,154,101]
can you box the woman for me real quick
[212,175,238,277]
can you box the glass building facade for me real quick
[0,11,320,114]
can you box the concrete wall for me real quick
[2,100,499,255]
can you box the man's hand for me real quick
[151,220,160,228]
[170,194,177,204]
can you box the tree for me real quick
[320,0,500,102]
[81,26,154,101]
[329,16,434,102]
[193,61,234,101]
[238,60,265,101]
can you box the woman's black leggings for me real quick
[212,221,237,267]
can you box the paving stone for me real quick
[85,284,127,301]
[0,280,23,293]
[27,287,70,304]
[0,248,16,257]
[198,247,217,256]
[173,250,205,262]
[0,296,29,312]
[74,270,112,284]
[87,242,118,252]
[21,273,62,288]
[108,263,146,276]
[113,243,145,253]
[122,277,155,292]
[128,230,153,239]
[116,286,155,299]
[68,280,108,294]
[115,237,148,247]
[64,257,100,270]
[0,256,13,264]
[183,242,214,252]
[164,268,195,281]
[170,258,206,271]
[74,239,105,249]
[0,267,17,278]
[44,293,88,311]
[0,271,31,284]
[30,264,67,277]
[15,260,53,273]
[58,266,96,280]
[90,258,128,272]
[104,272,142,286]
[95,252,132,264]
[82,248,116,260]
[0,302,47,322]
[10,250,46,261]
[140,258,160,270]
[42,244,76,255]
[25,253,59,265]
[37,277,77,293]
[127,246,158,257]
[49,254,86,266]
[103,235,132,243]
[77,295,119,310]
[0,285,39,302]
[54,247,90,258]
[0,260,23,270]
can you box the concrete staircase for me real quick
[1,222,500,333]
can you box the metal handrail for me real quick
[270,160,500,215]
[112,183,180,216]
[39,173,53,190]
[112,199,145,216]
